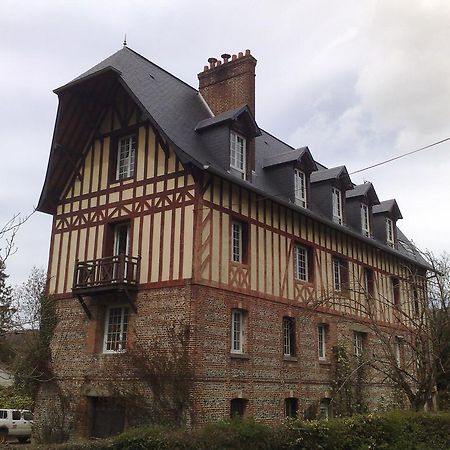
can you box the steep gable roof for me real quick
[37,47,430,271]
[346,182,380,204]
[373,199,403,219]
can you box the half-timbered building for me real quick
[36,46,430,437]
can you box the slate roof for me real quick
[373,199,403,219]
[38,46,430,270]
[346,182,380,204]
[195,105,259,134]
[310,165,347,183]
[263,147,308,168]
[58,46,215,167]
[346,183,372,198]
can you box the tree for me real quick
[428,251,450,409]
[12,267,56,400]
[308,251,450,412]
[0,260,14,339]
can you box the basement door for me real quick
[90,397,125,438]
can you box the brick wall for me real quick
[35,283,402,438]
[198,51,257,117]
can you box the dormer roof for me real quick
[263,146,317,172]
[373,199,403,220]
[195,105,260,137]
[37,46,429,270]
[310,165,353,190]
[346,182,380,205]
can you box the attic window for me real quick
[294,169,307,208]
[386,218,395,248]
[332,188,343,225]
[230,131,246,180]
[361,203,370,237]
[116,135,136,180]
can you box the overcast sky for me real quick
[1,0,449,285]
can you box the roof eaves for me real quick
[53,66,122,94]
[204,165,431,271]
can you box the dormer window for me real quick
[386,218,395,248]
[294,169,307,208]
[230,131,247,180]
[332,188,343,224]
[361,203,370,237]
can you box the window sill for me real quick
[230,352,250,360]
[294,279,314,287]
[230,261,250,268]
[283,356,298,362]
[109,176,135,186]
[318,359,331,366]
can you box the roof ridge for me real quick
[125,46,200,94]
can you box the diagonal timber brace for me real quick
[76,294,92,319]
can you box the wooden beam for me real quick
[55,144,83,181]
[76,294,92,319]
[122,286,137,313]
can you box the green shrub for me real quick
[22,411,450,450]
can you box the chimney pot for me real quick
[245,49,251,56]
[208,57,217,68]
[203,65,209,72]
[198,49,257,118]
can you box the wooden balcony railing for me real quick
[73,255,140,292]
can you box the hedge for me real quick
[16,411,450,450]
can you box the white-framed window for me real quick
[294,244,308,282]
[394,337,401,367]
[412,286,420,316]
[113,223,130,256]
[231,309,244,353]
[319,399,331,420]
[294,169,307,208]
[386,218,395,248]
[231,221,244,263]
[361,203,370,237]
[354,331,364,357]
[391,277,400,307]
[318,324,326,360]
[332,187,343,224]
[230,131,247,179]
[364,267,373,297]
[116,134,136,180]
[103,306,129,353]
[283,317,296,356]
[332,257,342,291]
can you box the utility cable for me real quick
[350,136,450,175]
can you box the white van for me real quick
[0,409,33,443]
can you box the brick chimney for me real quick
[198,50,257,117]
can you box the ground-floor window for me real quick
[284,397,299,418]
[230,398,248,418]
[319,398,332,420]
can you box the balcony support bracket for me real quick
[121,287,137,313]
[76,294,92,320]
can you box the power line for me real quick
[196,135,450,212]
[350,136,450,175]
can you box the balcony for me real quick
[73,254,140,295]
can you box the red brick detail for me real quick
[198,52,257,117]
